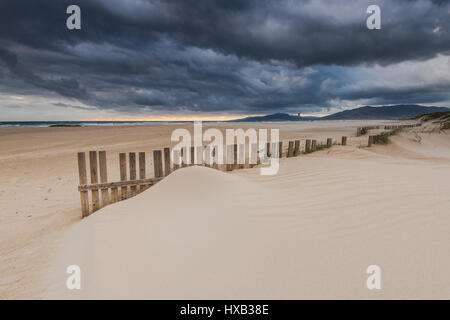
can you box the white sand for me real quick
[1,120,449,299]
[47,127,450,299]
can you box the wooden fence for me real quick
[77,137,343,217]
[77,122,421,217]
[357,123,421,136]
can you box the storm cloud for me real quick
[0,0,449,119]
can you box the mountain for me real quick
[229,113,319,122]
[229,105,450,122]
[321,105,450,120]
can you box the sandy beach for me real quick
[1,120,450,299]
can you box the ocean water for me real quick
[0,121,215,127]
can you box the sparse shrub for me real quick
[377,128,403,144]
[377,132,389,144]
[315,143,327,151]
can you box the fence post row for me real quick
[77,132,371,217]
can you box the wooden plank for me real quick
[287,141,294,157]
[294,140,300,156]
[164,147,171,176]
[196,146,203,166]
[129,152,137,196]
[98,151,110,207]
[204,145,211,167]
[327,138,332,148]
[110,185,118,204]
[190,146,195,166]
[79,177,163,191]
[368,136,373,147]
[311,140,317,152]
[173,149,180,171]
[181,147,187,168]
[233,144,238,169]
[250,143,258,167]
[342,136,347,146]
[89,151,100,213]
[266,142,271,157]
[305,139,311,153]
[226,144,234,171]
[278,141,283,158]
[212,147,218,169]
[139,152,146,191]
[119,153,128,200]
[238,144,245,169]
[153,150,163,178]
[77,152,89,217]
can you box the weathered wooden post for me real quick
[173,149,180,171]
[233,144,238,169]
[139,152,146,191]
[279,141,283,158]
[98,151,110,207]
[190,146,195,166]
[250,143,257,168]
[368,136,373,147]
[129,152,137,196]
[153,150,163,178]
[181,147,187,168]
[294,140,300,156]
[89,151,100,213]
[305,139,311,153]
[342,136,347,146]
[164,147,171,176]
[266,142,271,158]
[327,138,332,148]
[226,144,234,171]
[287,141,294,157]
[212,147,219,169]
[77,152,89,217]
[204,145,211,167]
[196,146,203,166]
[311,140,317,152]
[119,153,128,200]
[238,144,245,169]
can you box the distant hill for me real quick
[229,113,319,122]
[228,105,450,122]
[321,105,450,120]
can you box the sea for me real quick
[0,121,224,128]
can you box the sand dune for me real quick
[46,129,450,299]
[1,121,449,299]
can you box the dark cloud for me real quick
[0,0,449,117]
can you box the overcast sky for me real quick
[0,0,449,120]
